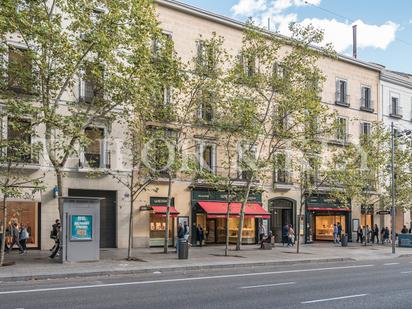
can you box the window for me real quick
[197,90,214,123]
[274,105,288,135]
[238,144,256,180]
[8,47,33,93]
[274,152,290,184]
[243,55,255,77]
[82,127,108,168]
[335,79,349,106]
[152,33,172,59]
[273,63,286,79]
[6,118,34,163]
[197,142,216,174]
[196,40,216,73]
[390,96,402,117]
[360,122,371,142]
[80,64,104,103]
[361,86,373,111]
[336,117,348,143]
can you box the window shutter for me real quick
[196,41,204,66]
[212,144,217,174]
[335,79,340,93]
[343,81,348,97]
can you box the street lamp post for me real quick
[390,122,396,254]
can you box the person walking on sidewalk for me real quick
[282,224,289,246]
[337,222,342,242]
[50,219,60,252]
[176,223,184,254]
[287,224,295,247]
[383,227,390,244]
[258,222,266,243]
[196,224,204,247]
[373,224,379,244]
[19,224,29,254]
[6,222,24,254]
[49,221,61,259]
[356,225,363,243]
[333,224,338,244]
[401,225,408,234]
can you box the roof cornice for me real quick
[381,70,412,90]
[155,0,382,72]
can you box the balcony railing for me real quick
[274,170,292,184]
[360,98,374,112]
[79,150,111,169]
[335,92,350,107]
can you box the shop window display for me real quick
[150,214,172,239]
[315,215,346,241]
[0,201,39,248]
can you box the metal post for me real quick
[390,122,396,254]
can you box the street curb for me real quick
[0,257,354,282]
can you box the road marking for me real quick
[401,270,412,274]
[302,294,368,304]
[384,263,399,266]
[240,282,295,289]
[0,264,374,295]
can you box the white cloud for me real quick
[231,0,267,16]
[231,0,399,53]
[409,19,412,24]
[297,18,399,52]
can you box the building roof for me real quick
[156,0,382,72]
[381,69,412,90]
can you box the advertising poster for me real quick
[71,215,93,241]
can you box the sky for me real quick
[179,0,412,74]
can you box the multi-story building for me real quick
[132,0,382,248]
[380,68,412,233]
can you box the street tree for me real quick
[0,0,160,218]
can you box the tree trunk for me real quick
[56,169,64,221]
[0,196,7,267]
[164,174,172,254]
[127,173,134,260]
[225,191,231,257]
[296,201,304,254]
[236,179,253,251]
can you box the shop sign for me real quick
[70,215,92,241]
[192,189,262,203]
[376,210,391,215]
[150,197,174,206]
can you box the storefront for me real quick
[361,205,374,228]
[146,197,179,247]
[0,201,41,249]
[191,189,269,245]
[305,196,351,243]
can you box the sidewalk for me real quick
[1,242,411,282]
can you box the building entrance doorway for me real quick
[269,198,295,243]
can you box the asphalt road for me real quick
[1,257,412,309]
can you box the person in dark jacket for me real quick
[196,224,204,247]
[401,225,408,234]
[176,223,184,254]
[49,222,61,259]
[373,224,379,244]
[383,227,390,244]
[6,222,23,254]
[337,222,342,242]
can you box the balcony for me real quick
[335,92,350,107]
[78,150,111,171]
[273,171,293,190]
[0,146,41,170]
[360,98,374,113]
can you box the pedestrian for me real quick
[373,224,379,244]
[6,222,24,254]
[183,221,190,242]
[364,225,370,244]
[258,222,266,243]
[337,222,342,242]
[333,224,338,244]
[287,224,295,247]
[359,226,364,244]
[380,227,385,244]
[261,230,273,249]
[176,223,184,254]
[356,225,362,243]
[282,224,289,246]
[401,225,408,234]
[19,224,29,254]
[384,227,390,244]
[196,224,204,247]
[50,219,60,252]
[49,221,61,259]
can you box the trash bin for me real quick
[178,239,189,259]
[341,234,348,247]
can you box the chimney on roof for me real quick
[268,17,271,31]
[352,24,357,59]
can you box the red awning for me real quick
[307,207,350,212]
[151,206,180,217]
[197,201,270,219]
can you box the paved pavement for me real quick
[1,257,412,308]
[1,242,412,281]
